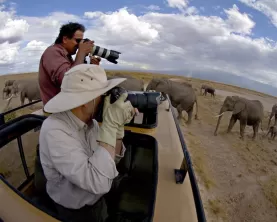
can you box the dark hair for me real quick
[54,22,86,44]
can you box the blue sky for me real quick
[10,0,277,40]
[1,0,277,89]
[10,0,276,37]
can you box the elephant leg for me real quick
[166,96,172,112]
[227,116,237,133]
[273,133,276,140]
[186,109,193,125]
[20,92,25,106]
[252,123,259,140]
[266,129,271,138]
[176,105,183,120]
[239,121,247,140]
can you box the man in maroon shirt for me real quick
[38,22,101,106]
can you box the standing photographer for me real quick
[38,22,101,106]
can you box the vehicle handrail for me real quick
[0,100,42,126]
[0,114,46,190]
[166,94,206,222]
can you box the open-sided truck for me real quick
[0,92,206,222]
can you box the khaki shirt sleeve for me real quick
[45,129,119,195]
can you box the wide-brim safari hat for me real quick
[44,64,126,113]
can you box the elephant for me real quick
[2,86,12,99]
[168,78,192,88]
[214,96,264,140]
[4,79,15,87]
[6,79,41,108]
[267,104,277,129]
[201,84,215,97]
[146,78,198,124]
[265,125,277,140]
[108,73,144,91]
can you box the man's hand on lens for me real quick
[116,108,139,140]
[90,55,101,65]
[78,40,94,56]
[97,93,136,148]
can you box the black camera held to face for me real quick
[80,38,121,64]
[94,86,162,123]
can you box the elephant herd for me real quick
[145,78,276,141]
[2,74,277,141]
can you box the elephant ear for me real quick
[155,80,166,93]
[233,100,246,115]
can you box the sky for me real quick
[1,0,277,89]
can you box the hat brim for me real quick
[44,78,126,113]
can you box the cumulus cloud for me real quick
[84,7,159,46]
[224,4,255,35]
[0,3,29,67]
[166,0,189,10]
[239,0,277,28]
[1,1,277,90]
[0,41,20,65]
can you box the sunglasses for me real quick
[74,38,83,44]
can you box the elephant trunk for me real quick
[214,108,225,136]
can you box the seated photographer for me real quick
[39,64,136,222]
[38,22,101,106]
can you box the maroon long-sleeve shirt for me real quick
[38,44,74,106]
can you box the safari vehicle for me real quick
[0,91,206,222]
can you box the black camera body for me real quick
[83,38,121,64]
[94,87,161,128]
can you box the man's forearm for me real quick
[115,139,123,156]
[73,51,87,66]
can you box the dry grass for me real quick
[4,110,17,122]
[184,131,215,190]
[207,198,224,216]
[261,176,277,209]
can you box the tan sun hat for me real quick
[44,64,126,113]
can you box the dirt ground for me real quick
[0,71,277,221]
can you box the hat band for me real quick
[61,81,109,93]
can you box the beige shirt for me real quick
[39,110,125,209]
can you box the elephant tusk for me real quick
[6,95,13,101]
[6,94,14,101]
[214,112,225,118]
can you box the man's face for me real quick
[63,30,84,55]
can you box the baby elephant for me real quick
[201,84,215,97]
[266,125,277,140]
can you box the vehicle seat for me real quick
[33,144,59,217]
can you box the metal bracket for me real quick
[174,169,187,184]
